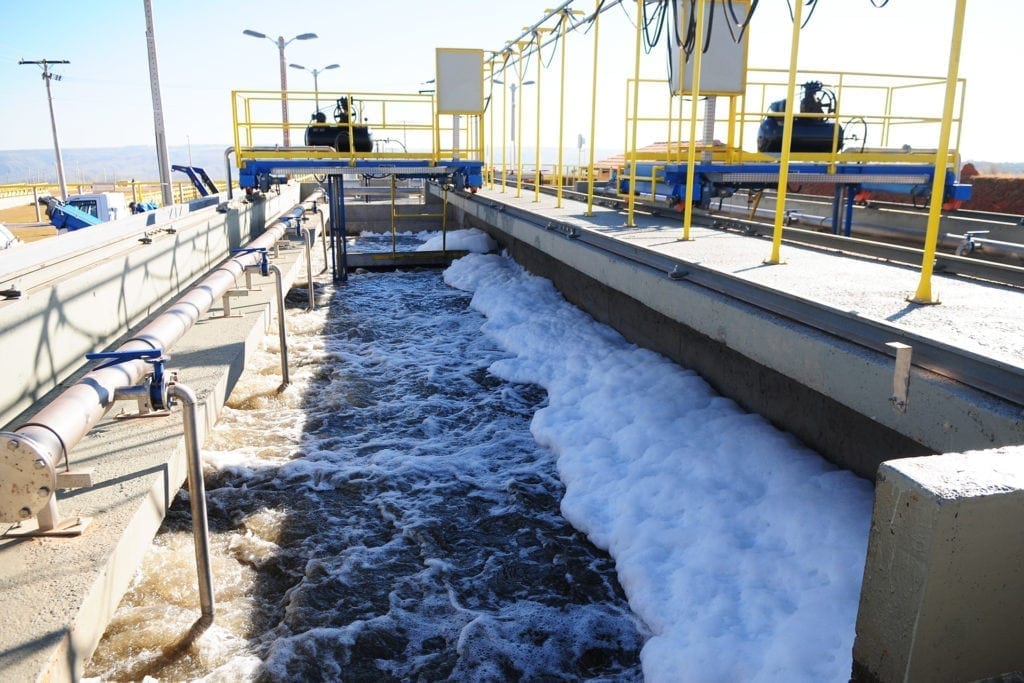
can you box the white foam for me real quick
[445,252,874,682]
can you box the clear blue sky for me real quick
[0,0,1019,161]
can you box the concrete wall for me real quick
[0,186,317,682]
[852,447,1024,682]
[0,187,299,430]
[443,192,927,477]
[440,188,1024,478]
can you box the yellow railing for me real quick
[231,89,484,166]
[0,181,208,211]
[622,67,966,171]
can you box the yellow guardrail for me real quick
[622,67,965,171]
[0,181,209,213]
[231,89,484,166]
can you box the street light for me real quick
[242,29,318,146]
[492,79,534,168]
[289,62,339,117]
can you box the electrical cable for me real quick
[642,0,669,55]
[727,0,758,43]
[786,0,819,29]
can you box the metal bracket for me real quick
[221,289,250,318]
[887,342,912,413]
[0,432,93,538]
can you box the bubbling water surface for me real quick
[86,236,646,681]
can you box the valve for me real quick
[86,348,174,413]
[231,247,270,277]
[955,230,989,257]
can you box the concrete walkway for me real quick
[474,187,1023,370]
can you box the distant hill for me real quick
[0,145,232,184]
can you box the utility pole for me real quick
[143,0,174,207]
[19,58,70,201]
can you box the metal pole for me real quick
[626,0,643,227]
[681,0,708,242]
[533,30,545,202]
[277,37,290,146]
[516,42,528,198]
[910,0,968,304]
[19,59,70,201]
[585,0,601,216]
[313,70,320,114]
[143,0,174,207]
[766,0,804,265]
[168,382,215,622]
[500,67,508,191]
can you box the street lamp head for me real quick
[294,32,318,41]
[323,63,340,71]
[242,29,267,39]
[289,63,307,71]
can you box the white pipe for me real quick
[269,263,290,387]
[303,228,315,312]
[8,193,320,498]
[169,382,215,622]
[224,147,235,200]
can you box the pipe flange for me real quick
[0,433,56,523]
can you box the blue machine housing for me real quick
[618,160,972,235]
[757,81,845,154]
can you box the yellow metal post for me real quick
[555,11,570,208]
[766,0,804,265]
[516,42,528,198]
[585,0,601,216]
[680,0,707,242]
[533,29,547,203]
[910,0,967,304]
[626,0,643,227]
[500,52,509,193]
[487,58,495,189]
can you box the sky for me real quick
[86,227,875,680]
[1,0,1021,162]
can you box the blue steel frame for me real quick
[237,158,485,192]
[620,161,972,236]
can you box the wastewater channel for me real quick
[85,229,872,682]
[84,232,647,681]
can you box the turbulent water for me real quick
[85,235,647,681]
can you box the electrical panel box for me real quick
[669,0,750,95]
[436,48,485,114]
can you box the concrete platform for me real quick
[447,185,1024,476]
[0,223,314,681]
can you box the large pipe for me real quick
[7,193,320,511]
